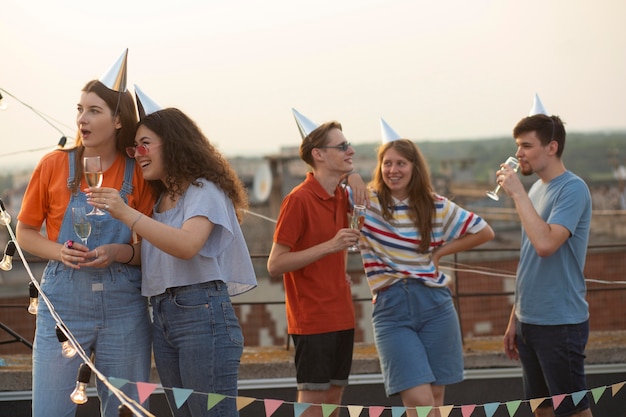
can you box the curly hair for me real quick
[370,139,435,252]
[66,80,138,194]
[138,108,249,223]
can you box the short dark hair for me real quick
[513,114,566,157]
[299,121,342,167]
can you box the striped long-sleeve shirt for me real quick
[359,189,489,293]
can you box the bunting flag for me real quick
[416,405,432,417]
[438,405,454,417]
[208,393,226,410]
[505,399,521,416]
[461,404,476,417]
[136,382,159,405]
[102,377,626,417]
[293,402,311,417]
[483,402,500,417]
[391,406,406,417]
[173,388,194,409]
[551,394,566,410]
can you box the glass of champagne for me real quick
[83,156,104,215]
[72,207,92,246]
[348,204,366,252]
[486,156,520,201]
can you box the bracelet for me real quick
[130,213,143,231]
[124,243,135,264]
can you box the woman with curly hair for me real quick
[89,101,257,417]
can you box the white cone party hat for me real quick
[529,93,548,116]
[292,108,320,140]
[380,118,402,143]
[134,84,163,119]
[99,49,128,92]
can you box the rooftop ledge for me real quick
[2,331,626,391]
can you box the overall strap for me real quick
[66,150,77,193]
[120,156,135,199]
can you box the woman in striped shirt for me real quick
[358,138,494,417]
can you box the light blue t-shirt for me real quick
[141,178,257,297]
[515,171,591,325]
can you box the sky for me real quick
[1,0,625,170]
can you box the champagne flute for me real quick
[348,204,366,252]
[486,156,520,201]
[72,207,92,246]
[83,156,105,215]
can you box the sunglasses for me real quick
[317,141,351,152]
[125,143,160,159]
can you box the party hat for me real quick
[292,108,320,140]
[134,84,163,119]
[529,93,548,116]
[99,49,128,92]
[380,118,402,143]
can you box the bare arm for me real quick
[267,228,359,277]
[432,225,495,263]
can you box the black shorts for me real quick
[291,329,355,391]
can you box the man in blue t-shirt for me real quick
[499,112,593,417]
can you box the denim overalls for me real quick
[32,152,151,417]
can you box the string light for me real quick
[0,87,70,153]
[0,240,15,271]
[70,363,92,405]
[28,281,39,315]
[55,325,78,358]
[0,199,11,226]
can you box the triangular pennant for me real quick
[529,398,546,413]
[293,402,311,417]
[438,405,454,417]
[483,402,500,417]
[108,377,129,389]
[416,405,432,417]
[391,405,406,417]
[551,393,566,410]
[591,386,606,404]
[347,405,364,417]
[264,399,284,416]
[368,405,385,417]
[236,396,256,411]
[461,404,476,417]
[612,381,626,396]
[571,390,588,406]
[207,393,226,410]
[173,388,194,409]
[136,382,159,405]
[322,404,338,417]
[504,400,521,416]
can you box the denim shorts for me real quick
[372,279,463,396]
[291,329,354,391]
[516,320,591,416]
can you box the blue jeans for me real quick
[33,191,151,417]
[516,320,591,416]
[372,279,463,397]
[151,280,244,417]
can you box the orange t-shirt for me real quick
[273,172,355,335]
[18,149,154,243]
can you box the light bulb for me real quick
[0,241,15,271]
[28,281,39,315]
[118,404,133,417]
[0,199,11,226]
[0,92,7,111]
[70,363,91,404]
[55,325,77,358]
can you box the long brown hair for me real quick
[67,80,138,193]
[371,139,435,252]
[138,108,249,223]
